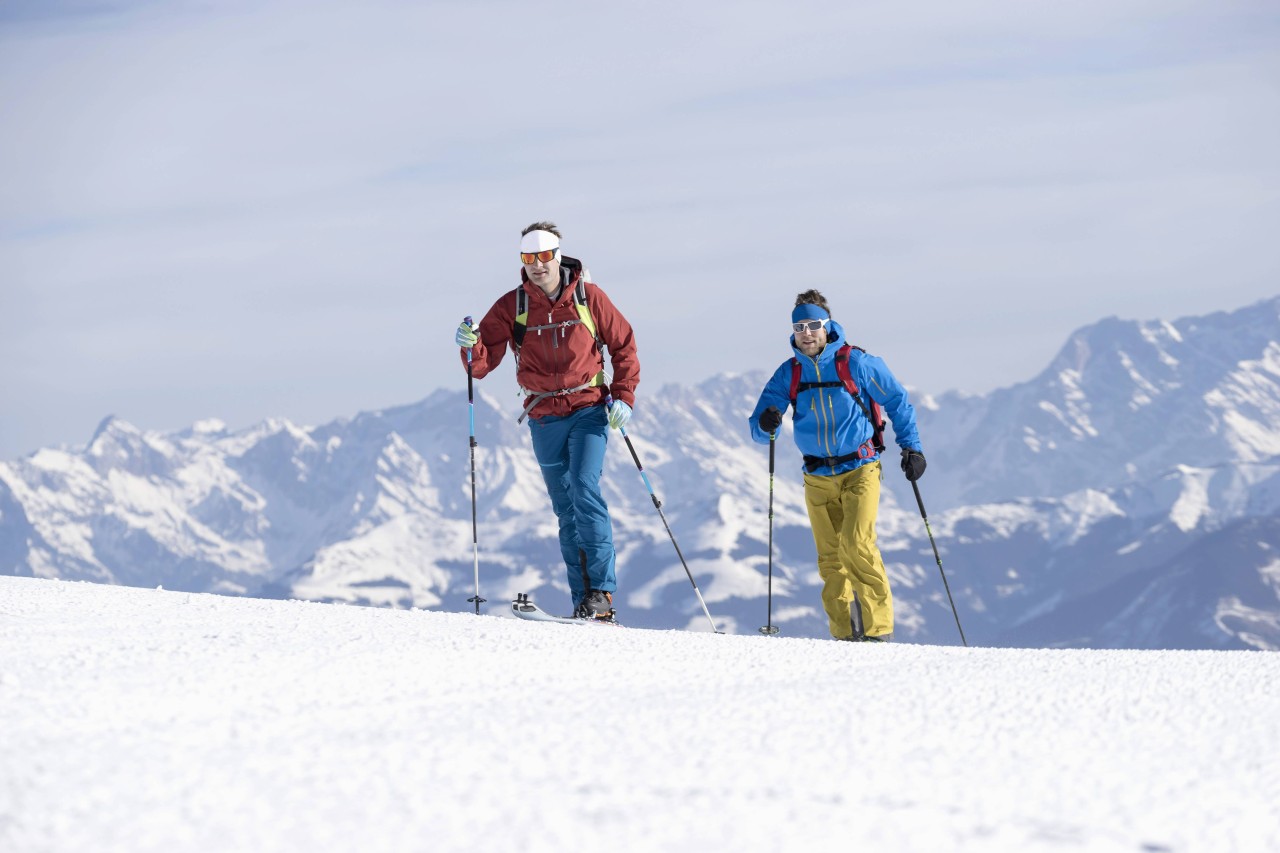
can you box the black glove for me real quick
[759,406,783,433]
[901,448,927,481]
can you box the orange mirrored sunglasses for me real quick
[520,248,558,264]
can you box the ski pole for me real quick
[911,480,966,646]
[608,396,721,634]
[759,431,779,636]
[464,317,485,615]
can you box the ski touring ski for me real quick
[510,593,621,627]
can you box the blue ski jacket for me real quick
[748,319,922,476]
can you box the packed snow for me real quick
[2,577,1278,852]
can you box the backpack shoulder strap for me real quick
[789,358,801,407]
[573,278,600,344]
[833,345,860,396]
[835,345,886,452]
[573,276,607,385]
[512,287,528,351]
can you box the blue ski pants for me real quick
[528,403,616,605]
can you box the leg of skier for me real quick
[529,412,585,610]
[838,462,894,640]
[530,405,616,616]
[566,405,616,618]
[803,472,859,640]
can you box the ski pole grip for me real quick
[462,316,476,368]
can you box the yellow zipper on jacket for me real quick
[804,353,838,471]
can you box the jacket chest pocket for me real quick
[524,308,587,358]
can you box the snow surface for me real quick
[2,577,1279,853]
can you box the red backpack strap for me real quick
[834,345,860,397]
[789,358,801,407]
[835,345,887,453]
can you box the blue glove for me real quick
[607,400,632,430]
[455,319,478,349]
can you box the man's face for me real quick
[793,318,829,357]
[522,248,561,295]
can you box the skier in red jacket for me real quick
[456,222,640,621]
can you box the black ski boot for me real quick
[581,589,615,622]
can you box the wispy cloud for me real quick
[2,0,1277,457]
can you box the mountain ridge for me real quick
[3,296,1278,648]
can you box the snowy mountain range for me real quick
[3,297,1279,649]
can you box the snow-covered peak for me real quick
[914,295,1280,508]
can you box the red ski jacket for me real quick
[462,267,639,419]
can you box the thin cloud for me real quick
[1,0,1277,458]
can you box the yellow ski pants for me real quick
[803,462,894,639]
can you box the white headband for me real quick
[520,230,560,253]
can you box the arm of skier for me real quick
[862,356,922,452]
[748,364,792,444]
[459,292,514,381]
[588,284,639,408]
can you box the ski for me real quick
[510,593,621,627]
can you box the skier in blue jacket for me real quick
[748,289,926,642]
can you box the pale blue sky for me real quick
[2,0,1278,458]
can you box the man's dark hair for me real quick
[522,221,561,238]
[794,289,831,315]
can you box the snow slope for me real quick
[2,577,1277,852]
